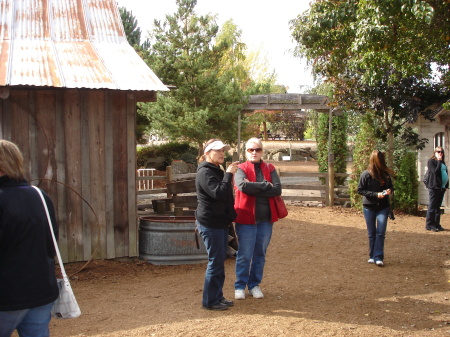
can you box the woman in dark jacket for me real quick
[358,150,394,267]
[0,140,59,337]
[195,139,239,311]
[424,146,448,232]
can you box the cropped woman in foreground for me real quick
[0,140,59,337]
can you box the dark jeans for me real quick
[196,221,228,308]
[363,207,389,262]
[426,188,446,228]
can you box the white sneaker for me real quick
[249,286,264,299]
[235,289,245,300]
[376,260,384,267]
[368,258,375,264]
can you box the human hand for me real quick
[226,161,239,174]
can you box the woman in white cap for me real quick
[196,139,239,311]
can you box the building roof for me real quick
[0,0,168,92]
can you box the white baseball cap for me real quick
[204,140,231,154]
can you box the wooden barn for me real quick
[0,0,168,262]
[413,102,450,210]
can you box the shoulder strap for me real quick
[31,185,69,282]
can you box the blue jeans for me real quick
[235,222,273,290]
[426,188,446,228]
[363,207,389,262]
[197,222,229,307]
[0,302,54,337]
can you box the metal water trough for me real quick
[139,215,207,265]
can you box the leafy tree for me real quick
[291,1,450,167]
[291,0,449,86]
[139,0,246,155]
[348,113,377,209]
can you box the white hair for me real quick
[245,137,263,149]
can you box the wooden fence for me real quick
[276,170,350,206]
[137,166,350,210]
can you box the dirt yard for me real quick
[48,154,449,337]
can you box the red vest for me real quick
[234,161,278,224]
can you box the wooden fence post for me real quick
[166,166,173,198]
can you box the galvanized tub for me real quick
[139,215,207,265]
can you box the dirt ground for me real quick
[48,157,449,337]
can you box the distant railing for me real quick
[277,170,350,206]
[137,166,351,210]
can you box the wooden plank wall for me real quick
[0,88,138,262]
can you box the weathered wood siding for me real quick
[0,88,139,262]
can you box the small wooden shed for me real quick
[0,0,168,262]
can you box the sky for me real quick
[115,0,315,93]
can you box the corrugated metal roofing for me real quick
[0,0,168,91]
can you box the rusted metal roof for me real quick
[0,0,168,91]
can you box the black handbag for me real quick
[389,190,395,220]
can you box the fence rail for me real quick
[137,166,351,210]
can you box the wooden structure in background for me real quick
[240,93,343,206]
[0,88,157,262]
[0,0,167,262]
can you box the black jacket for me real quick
[0,176,59,310]
[195,161,236,229]
[425,158,449,189]
[357,170,394,210]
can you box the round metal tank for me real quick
[139,215,207,265]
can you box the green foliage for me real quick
[119,7,142,47]
[291,0,449,87]
[140,0,247,155]
[137,142,198,170]
[317,111,348,186]
[291,0,450,169]
[395,152,419,214]
[348,113,377,209]
[267,112,307,140]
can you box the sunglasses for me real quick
[436,151,443,154]
[247,148,262,153]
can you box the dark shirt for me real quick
[195,161,236,229]
[0,176,59,310]
[426,158,449,189]
[357,170,393,211]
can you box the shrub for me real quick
[348,113,377,210]
[395,152,419,214]
[137,142,198,170]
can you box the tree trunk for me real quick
[387,130,395,169]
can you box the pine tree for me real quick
[140,0,245,154]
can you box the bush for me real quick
[348,113,377,209]
[137,142,198,170]
[395,152,419,214]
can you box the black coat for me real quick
[425,158,449,189]
[0,176,59,310]
[195,161,236,229]
[357,170,394,210]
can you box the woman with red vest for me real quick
[234,138,282,300]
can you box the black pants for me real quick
[426,188,446,228]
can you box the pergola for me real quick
[238,93,342,205]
